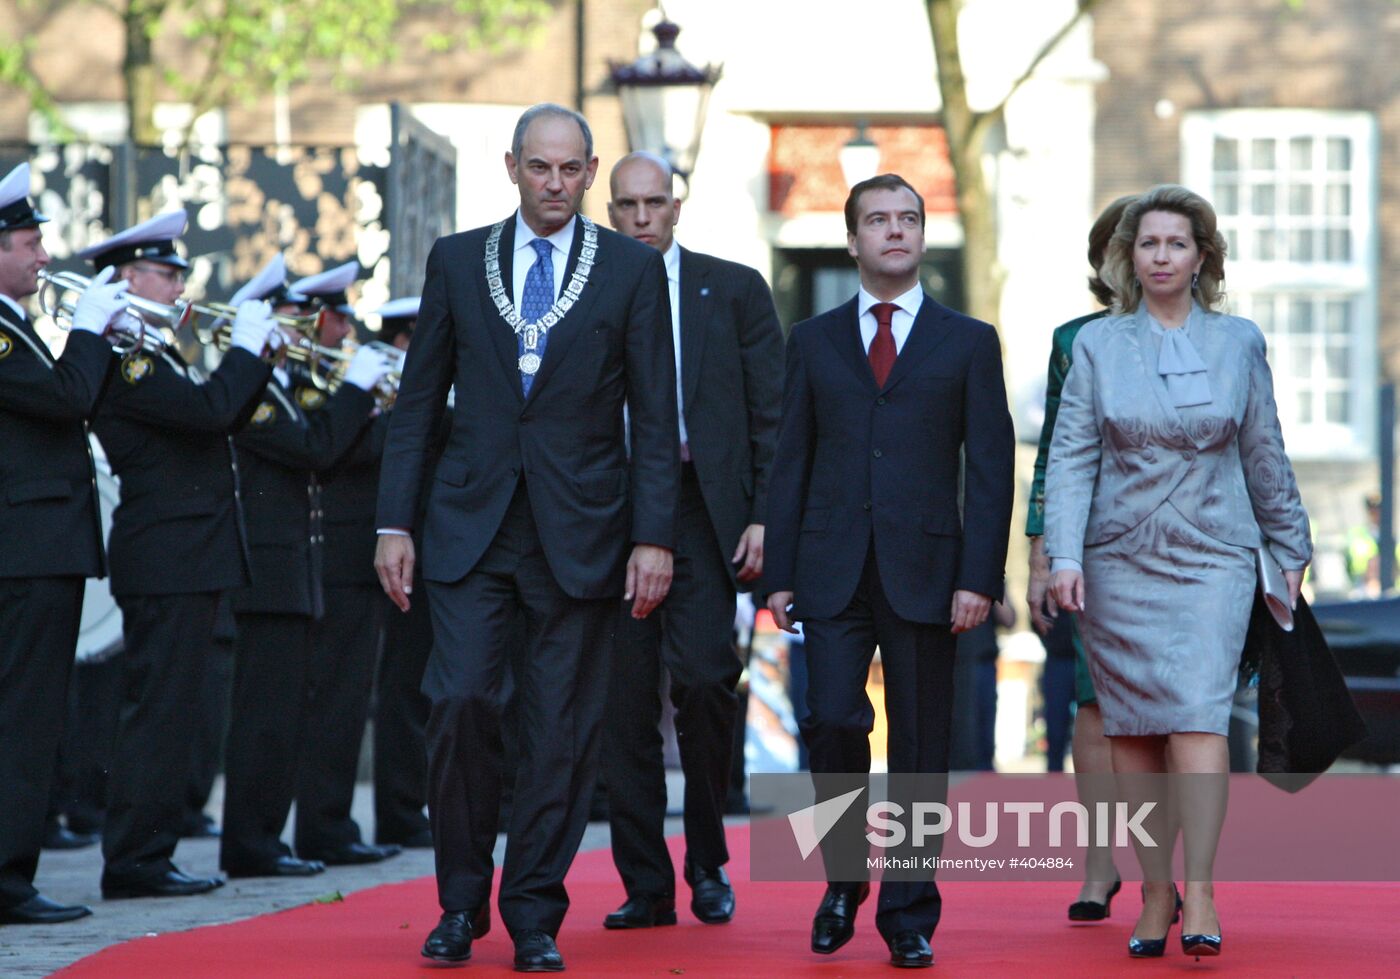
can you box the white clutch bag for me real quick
[1255,544,1294,633]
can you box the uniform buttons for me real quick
[1182,450,1194,461]
[1142,449,1156,462]
[877,397,887,406]
[863,501,872,511]
[873,449,883,458]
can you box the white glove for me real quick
[229,300,276,355]
[342,346,392,392]
[70,265,130,336]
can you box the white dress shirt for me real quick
[856,282,924,355]
[663,241,689,450]
[513,210,574,308]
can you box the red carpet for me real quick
[59,827,1400,977]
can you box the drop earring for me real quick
[1191,272,1199,291]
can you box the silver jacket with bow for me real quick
[1044,305,1311,571]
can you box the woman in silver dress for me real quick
[1044,185,1311,961]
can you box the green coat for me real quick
[1026,310,1106,537]
[1027,309,1105,709]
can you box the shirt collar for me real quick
[514,210,577,258]
[857,281,924,320]
[662,241,681,283]
[0,292,26,322]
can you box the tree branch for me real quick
[969,0,1104,145]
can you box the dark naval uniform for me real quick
[0,304,115,912]
[290,371,397,860]
[91,343,270,889]
[219,373,373,875]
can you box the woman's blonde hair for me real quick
[1100,184,1228,314]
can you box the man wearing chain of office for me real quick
[375,102,678,973]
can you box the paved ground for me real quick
[0,777,688,978]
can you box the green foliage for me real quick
[0,33,73,139]
[171,0,550,109]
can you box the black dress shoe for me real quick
[603,893,677,929]
[0,894,93,925]
[299,841,402,866]
[224,856,326,878]
[422,910,473,962]
[102,868,225,899]
[684,862,734,924]
[42,820,100,851]
[810,882,870,954]
[1068,876,1122,921]
[887,930,935,968]
[513,929,564,972]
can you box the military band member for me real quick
[80,211,280,899]
[0,162,124,925]
[218,255,394,878]
[368,298,436,849]
[285,262,400,865]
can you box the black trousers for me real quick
[103,592,219,878]
[801,544,956,942]
[295,582,383,854]
[604,464,741,898]
[374,586,432,845]
[423,485,615,936]
[0,576,84,908]
[221,612,313,870]
[185,633,234,826]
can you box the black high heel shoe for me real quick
[1068,876,1121,921]
[1181,932,1222,958]
[1128,883,1181,958]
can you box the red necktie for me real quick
[868,302,898,388]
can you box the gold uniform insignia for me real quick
[0,330,11,360]
[252,402,277,425]
[296,387,327,410]
[121,353,154,384]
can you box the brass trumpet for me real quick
[37,269,157,355]
[323,340,404,409]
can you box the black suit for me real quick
[219,375,372,871]
[91,344,269,881]
[294,387,390,856]
[765,293,1013,941]
[0,306,114,910]
[605,247,782,900]
[377,213,678,935]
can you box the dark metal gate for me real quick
[387,103,457,299]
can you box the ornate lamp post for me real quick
[609,11,722,192]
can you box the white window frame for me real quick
[1181,109,1378,460]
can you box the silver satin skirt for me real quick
[1078,501,1255,737]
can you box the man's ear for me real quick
[504,152,520,186]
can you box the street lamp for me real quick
[839,122,881,189]
[609,12,722,192]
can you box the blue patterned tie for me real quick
[518,237,556,396]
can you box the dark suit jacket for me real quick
[229,376,373,617]
[764,293,1014,624]
[93,346,270,596]
[377,213,679,599]
[676,247,783,591]
[0,306,114,580]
